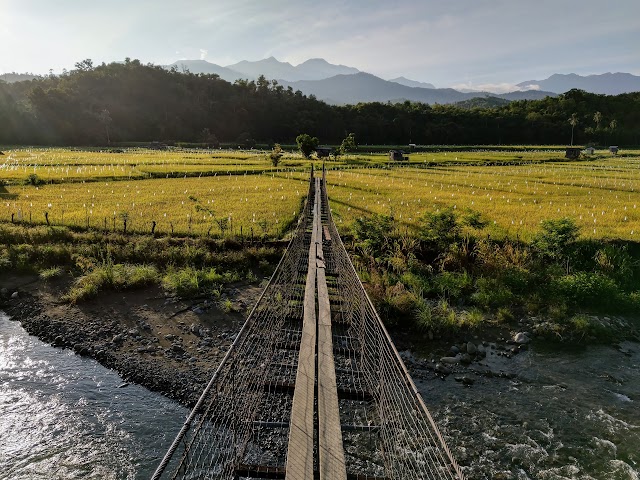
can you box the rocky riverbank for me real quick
[2,273,637,409]
[0,273,263,407]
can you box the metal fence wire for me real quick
[151,167,464,480]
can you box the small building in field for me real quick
[389,150,408,161]
[609,146,619,155]
[565,147,581,159]
[584,147,595,155]
[315,147,332,158]
[149,141,168,150]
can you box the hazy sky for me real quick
[1,0,639,92]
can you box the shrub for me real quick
[471,277,514,309]
[433,271,473,300]
[532,217,580,260]
[419,208,460,249]
[414,299,435,332]
[269,143,284,167]
[553,272,619,310]
[353,214,394,259]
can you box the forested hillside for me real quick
[1,59,639,146]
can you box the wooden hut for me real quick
[565,147,581,159]
[389,150,408,161]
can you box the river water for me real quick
[2,310,639,479]
[418,340,640,479]
[0,312,187,480]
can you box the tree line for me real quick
[0,59,639,147]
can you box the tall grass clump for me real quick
[65,263,158,303]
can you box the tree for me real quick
[74,59,94,71]
[98,109,112,144]
[609,119,617,145]
[593,111,602,130]
[201,128,219,148]
[340,132,357,154]
[269,143,284,167]
[568,113,578,146]
[296,133,319,158]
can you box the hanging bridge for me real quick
[152,168,464,480]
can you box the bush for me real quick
[432,271,473,300]
[553,272,620,310]
[461,308,485,327]
[353,214,394,259]
[471,277,514,309]
[532,217,580,260]
[419,208,460,249]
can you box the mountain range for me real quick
[168,56,358,83]
[517,72,640,95]
[277,72,554,105]
[166,58,640,105]
[3,57,639,106]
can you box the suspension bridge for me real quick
[152,168,464,480]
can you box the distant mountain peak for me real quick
[389,76,435,89]
[517,72,640,95]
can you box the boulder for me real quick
[454,376,475,386]
[440,356,460,365]
[514,332,531,344]
[11,291,19,299]
[467,342,477,355]
[435,363,451,375]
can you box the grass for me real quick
[2,146,640,338]
[65,263,158,303]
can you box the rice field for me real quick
[1,147,639,240]
[326,155,640,240]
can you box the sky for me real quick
[1,0,639,92]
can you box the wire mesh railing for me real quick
[151,166,464,480]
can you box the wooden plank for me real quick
[316,180,348,480]
[323,225,331,241]
[285,180,319,480]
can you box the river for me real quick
[2,310,639,479]
[0,312,187,480]
[418,339,640,479]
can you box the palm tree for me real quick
[593,111,602,130]
[569,113,578,146]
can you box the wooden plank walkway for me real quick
[286,177,347,480]
[285,181,318,480]
[316,217,347,480]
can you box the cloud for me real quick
[450,82,541,94]
[199,49,208,60]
